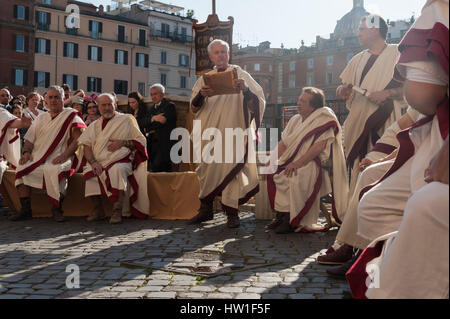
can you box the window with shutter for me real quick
[35,71,46,88]
[36,38,45,54]
[136,53,147,67]
[118,25,125,42]
[37,12,49,30]
[87,77,93,92]
[91,21,99,39]
[45,72,50,88]
[139,29,146,46]
[97,78,102,92]
[160,73,167,86]
[14,69,24,86]
[16,35,24,52]
[24,35,29,52]
[46,39,51,55]
[138,82,145,96]
[180,76,187,89]
[16,6,25,20]
[23,70,28,87]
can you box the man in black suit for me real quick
[144,84,177,172]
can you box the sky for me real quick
[80,0,426,48]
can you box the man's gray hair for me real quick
[97,93,117,107]
[150,83,166,94]
[47,85,65,100]
[0,88,11,97]
[207,39,230,54]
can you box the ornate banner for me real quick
[192,14,234,75]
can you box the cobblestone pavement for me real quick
[0,206,350,299]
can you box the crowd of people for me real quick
[0,0,448,299]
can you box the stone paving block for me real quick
[205,293,233,299]
[218,287,244,293]
[146,292,177,299]
[0,276,26,283]
[261,294,287,299]
[235,293,261,299]
[122,274,147,280]
[3,283,33,289]
[288,293,316,299]
[162,286,191,292]
[136,286,164,292]
[312,277,329,283]
[0,294,27,299]
[118,292,146,299]
[171,275,196,281]
[170,281,196,286]
[177,293,205,298]
[147,274,172,280]
[317,294,345,299]
[245,287,267,293]
[326,288,345,294]
[116,280,145,287]
[109,286,135,292]
[34,289,64,295]
[146,280,170,286]
[252,282,279,288]
[25,295,55,299]
[276,287,297,294]
[258,276,283,283]
[7,288,36,294]
[32,283,63,290]
[298,288,325,294]
[87,292,120,299]
[189,285,217,293]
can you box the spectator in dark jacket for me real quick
[128,91,149,136]
[141,84,177,172]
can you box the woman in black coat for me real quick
[128,91,149,136]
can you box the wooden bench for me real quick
[0,170,200,220]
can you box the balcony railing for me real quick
[37,23,49,31]
[150,30,193,43]
[66,28,78,36]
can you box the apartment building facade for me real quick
[0,0,36,95]
[33,0,150,98]
[115,2,196,97]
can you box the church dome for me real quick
[333,0,369,38]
